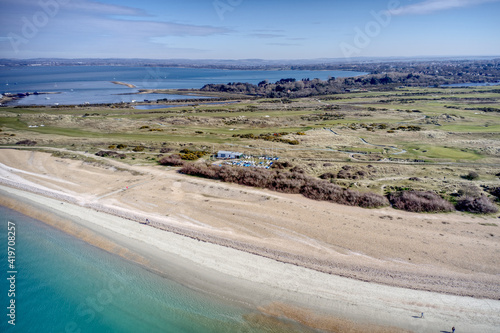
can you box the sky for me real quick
[0,0,499,60]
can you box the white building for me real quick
[217,151,243,159]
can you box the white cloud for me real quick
[66,1,148,16]
[266,42,298,46]
[78,16,228,37]
[0,0,148,16]
[391,0,500,15]
[0,0,229,39]
[249,33,285,39]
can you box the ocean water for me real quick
[0,205,318,333]
[0,66,366,106]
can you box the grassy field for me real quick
[1,86,499,211]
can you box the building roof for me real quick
[218,151,242,155]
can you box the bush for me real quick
[179,164,389,208]
[457,185,481,198]
[160,147,173,154]
[290,166,305,173]
[337,169,352,179]
[456,196,498,214]
[117,144,127,149]
[179,149,208,160]
[319,172,336,179]
[271,161,293,169]
[133,146,145,152]
[181,153,199,160]
[95,151,126,159]
[463,171,479,180]
[15,139,37,146]
[490,187,500,200]
[159,154,185,166]
[388,191,454,213]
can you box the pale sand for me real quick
[1,148,500,332]
[110,81,137,88]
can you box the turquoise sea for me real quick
[0,66,366,106]
[0,205,319,333]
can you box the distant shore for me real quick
[0,91,60,105]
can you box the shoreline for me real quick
[1,91,60,106]
[0,148,499,331]
[0,157,498,300]
[2,185,499,332]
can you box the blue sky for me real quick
[1,0,499,59]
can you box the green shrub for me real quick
[181,153,199,160]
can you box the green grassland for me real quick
[1,86,499,208]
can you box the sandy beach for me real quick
[1,148,499,332]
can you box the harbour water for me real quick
[0,66,366,106]
[0,205,321,333]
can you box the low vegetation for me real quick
[159,154,185,166]
[95,150,126,159]
[232,132,300,145]
[15,139,37,146]
[179,148,209,160]
[179,164,389,208]
[388,191,455,213]
[456,196,498,214]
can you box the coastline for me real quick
[0,91,60,105]
[2,185,499,333]
[0,148,499,331]
[1,162,498,300]
[0,149,498,300]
